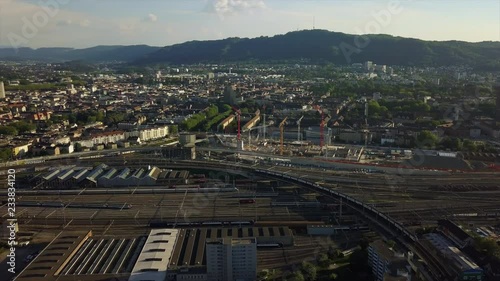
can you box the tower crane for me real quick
[231,106,243,150]
[279,117,288,156]
[297,115,304,141]
[246,122,274,147]
[262,105,267,139]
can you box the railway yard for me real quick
[1,152,500,280]
[2,153,500,234]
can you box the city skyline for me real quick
[0,0,499,49]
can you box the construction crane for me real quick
[262,105,267,140]
[231,106,244,150]
[279,117,288,156]
[246,122,274,147]
[296,115,304,141]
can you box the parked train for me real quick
[11,201,132,210]
[149,220,255,228]
[257,243,283,248]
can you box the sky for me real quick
[0,0,499,49]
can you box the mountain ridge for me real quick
[1,30,499,69]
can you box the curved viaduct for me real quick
[163,161,419,243]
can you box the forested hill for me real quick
[1,30,499,69]
[136,30,500,69]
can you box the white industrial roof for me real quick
[128,229,179,281]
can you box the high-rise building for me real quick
[364,61,373,71]
[368,240,410,281]
[206,238,257,281]
[0,81,5,99]
[223,85,237,105]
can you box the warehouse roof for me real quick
[129,229,179,281]
[16,231,92,281]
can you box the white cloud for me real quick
[55,18,90,28]
[80,19,91,27]
[143,13,158,23]
[56,19,73,26]
[205,0,267,19]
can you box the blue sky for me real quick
[0,0,499,48]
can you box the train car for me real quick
[225,220,254,226]
[239,199,256,204]
[257,243,283,248]
[172,184,200,189]
[202,221,223,226]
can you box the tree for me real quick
[12,121,36,133]
[416,130,438,148]
[440,137,463,151]
[288,271,305,281]
[68,113,77,124]
[87,116,97,123]
[169,125,178,135]
[317,253,330,267]
[300,261,317,281]
[368,100,381,117]
[206,105,219,119]
[104,112,127,126]
[258,270,268,279]
[0,126,18,136]
[95,111,105,122]
[463,139,478,152]
[475,237,500,258]
[387,240,396,249]
[327,245,337,259]
[0,148,12,161]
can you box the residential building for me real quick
[375,65,387,73]
[74,131,126,148]
[364,61,374,71]
[368,240,411,281]
[206,237,257,281]
[11,142,30,158]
